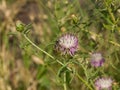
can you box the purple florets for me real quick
[90,53,105,67]
[95,77,113,90]
[55,33,78,56]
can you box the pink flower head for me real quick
[90,53,105,67]
[55,33,78,56]
[95,77,113,90]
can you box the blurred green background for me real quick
[0,0,120,90]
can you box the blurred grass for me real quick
[0,0,120,90]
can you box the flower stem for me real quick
[76,73,93,90]
[63,72,67,90]
[104,0,116,24]
[23,34,54,59]
[109,41,120,47]
[23,34,72,71]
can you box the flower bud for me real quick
[16,21,25,32]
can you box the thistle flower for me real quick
[95,77,113,90]
[55,33,78,56]
[90,53,105,67]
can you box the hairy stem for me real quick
[63,72,67,90]
[23,34,72,71]
[76,73,93,90]
[104,0,116,24]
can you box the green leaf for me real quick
[103,23,112,30]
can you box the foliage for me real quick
[0,0,120,90]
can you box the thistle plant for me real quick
[55,33,78,56]
[12,0,120,90]
[16,21,93,90]
[95,77,113,90]
[90,53,105,67]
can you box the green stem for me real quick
[76,73,93,90]
[24,34,54,59]
[23,34,72,71]
[63,72,67,90]
[104,0,116,24]
[108,8,116,24]
[109,41,120,47]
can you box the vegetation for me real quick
[0,0,120,90]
